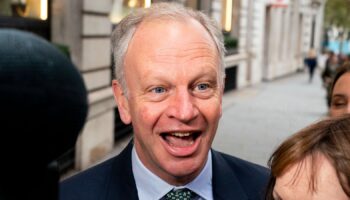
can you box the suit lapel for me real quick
[107,141,139,200]
[103,144,250,199]
[211,150,248,200]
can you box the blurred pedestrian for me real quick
[322,51,339,105]
[317,48,328,71]
[60,2,269,200]
[265,114,350,200]
[329,63,350,117]
[338,53,349,66]
[304,49,318,83]
[321,51,338,85]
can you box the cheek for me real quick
[200,100,222,121]
[198,101,221,143]
[330,107,345,117]
[136,103,164,126]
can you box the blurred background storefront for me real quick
[0,0,325,175]
[0,0,50,38]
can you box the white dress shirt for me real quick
[132,147,213,200]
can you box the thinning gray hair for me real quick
[111,2,226,94]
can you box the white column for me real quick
[250,0,265,84]
[314,0,326,53]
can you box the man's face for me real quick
[113,18,222,185]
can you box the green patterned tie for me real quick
[164,188,197,200]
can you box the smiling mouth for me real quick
[161,132,201,148]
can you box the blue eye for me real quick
[197,83,209,91]
[151,87,166,93]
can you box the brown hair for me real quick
[265,114,350,199]
[328,63,350,107]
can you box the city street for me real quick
[2,0,341,193]
[213,69,328,167]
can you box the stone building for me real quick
[51,0,116,171]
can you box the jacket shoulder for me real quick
[59,142,137,200]
[212,150,270,199]
[219,151,269,177]
[59,158,115,200]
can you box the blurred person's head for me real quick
[328,50,335,57]
[111,2,225,185]
[329,63,350,117]
[307,48,316,58]
[0,29,87,199]
[265,114,350,200]
[330,53,339,64]
[344,54,350,64]
[339,53,349,64]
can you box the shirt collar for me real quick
[132,147,213,200]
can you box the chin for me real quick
[163,157,205,183]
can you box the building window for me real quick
[110,0,151,24]
[0,0,50,40]
[222,0,240,54]
[0,0,48,21]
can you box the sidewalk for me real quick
[213,70,328,167]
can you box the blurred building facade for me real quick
[0,0,325,171]
[51,0,115,171]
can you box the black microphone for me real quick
[0,29,88,200]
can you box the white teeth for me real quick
[171,132,191,137]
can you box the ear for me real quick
[112,80,131,124]
[219,83,224,118]
[219,93,223,118]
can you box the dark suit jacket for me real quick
[60,142,269,200]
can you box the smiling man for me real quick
[60,3,269,200]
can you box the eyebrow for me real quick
[332,94,347,98]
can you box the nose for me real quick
[166,88,199,122]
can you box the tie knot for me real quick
[164,188,196,200]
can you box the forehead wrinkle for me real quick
[154,45,218,65]
[142,56,218,84]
